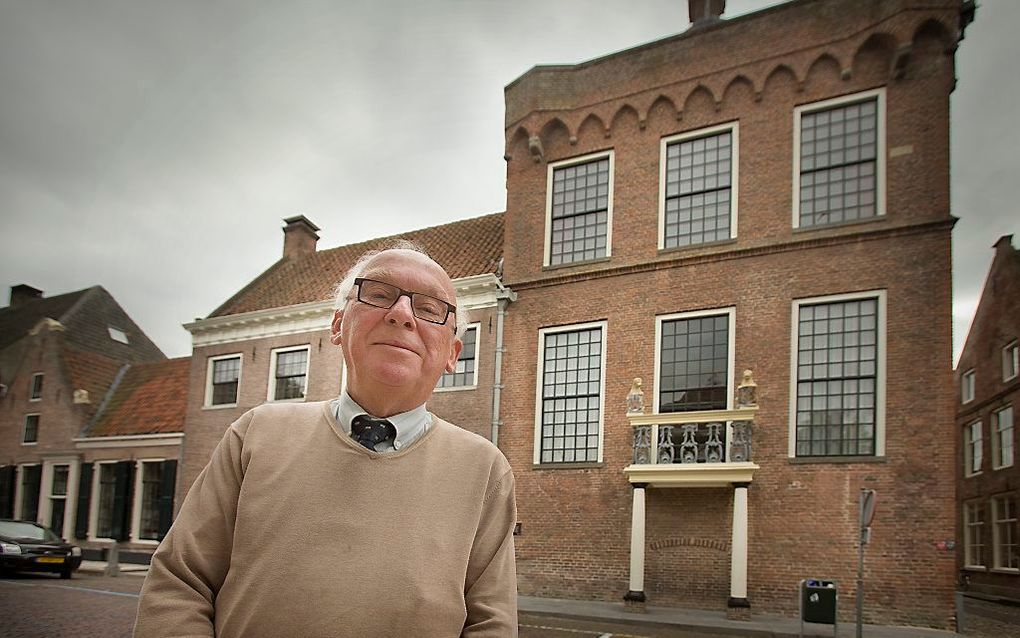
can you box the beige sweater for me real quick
[134,402,517,638]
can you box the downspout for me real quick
[490,281,517,447]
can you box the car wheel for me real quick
[59,568,72,580]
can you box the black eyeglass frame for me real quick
[353,277,457,330]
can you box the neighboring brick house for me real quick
[179,214,508,500]
[498,0,968,628]
[956,235,1020,600]
[0,285,185,562]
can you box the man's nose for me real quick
[385,294,416,327]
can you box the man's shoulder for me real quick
[430,417,509,465]
[237,400,328,432]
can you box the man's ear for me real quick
[444,335,464,373]
[330,309,343,346]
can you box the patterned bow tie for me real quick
[351,415,396,451]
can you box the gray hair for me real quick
[332,240,467,336]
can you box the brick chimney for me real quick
[688,0,725,26]
[9,284,43,308]
[282,215,320,259]
[993,234,1015,257]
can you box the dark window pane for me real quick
[274,349,308,400]
[550,158,610,264]
[664,131,733,248]
[659,315,729,412]
[540,328,602,463]
[438,327,478,388]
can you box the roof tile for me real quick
[211,212,504,317]
[87,358,190,437]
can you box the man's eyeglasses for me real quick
[353,278,457,329]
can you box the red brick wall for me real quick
[956,239,1020,599]
[501,0,960,628]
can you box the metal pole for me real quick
[856,529,864,638]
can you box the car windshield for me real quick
[0,521,60,542]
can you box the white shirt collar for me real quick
[331,391,431,452]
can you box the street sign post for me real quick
[856,489,877,638]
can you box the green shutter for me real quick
[157,460,177,540]
[22,465,41,522]
[74,463,93,539]
[110,461,135,541]
[0,466,15,518]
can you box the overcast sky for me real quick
[1,0,1016,362]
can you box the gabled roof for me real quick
[0,286,165,362]
[211,212,504,317]
[0,288,89,351]
[957,235,1020,372]
[62,346,127,423]
[85,357,190,437]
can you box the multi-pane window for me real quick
[96,464,117,539]
[438,326,478,389]
[537,324,605,464]
[994,405,1014,469]
[49,465,69,538]
[662,125,736,248]
[658,313,731,412]
[548,154,611,266]
[796,90,883,228]
[966,421,983,476]
[1004,342,1019,382]
[30,373,43,401]
[794,296,881,457]
[208,355,241,406]
[992,495,1019,570]
[23,414,39,444]
[270,347,309,401]
[964,501,986,568]
[962,369,975,404]
[139,462,163,541]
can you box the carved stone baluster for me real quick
[705,422,724,463]
[729,420,753,462]
[633,425,651,464]
[679,424,698,463]
[658,425,676,464]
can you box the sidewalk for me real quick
[77,560,149,575]
[519,595,960,638]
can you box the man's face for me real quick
[330,250,462,414]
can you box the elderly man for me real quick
[134,244,518,638]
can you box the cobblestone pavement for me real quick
[2,571,1018,638]
[0,571,144,638]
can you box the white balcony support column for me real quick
[728,482,751,608]
[624,483,648,604]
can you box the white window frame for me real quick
[89,460,119,542]
[792,88,886,229]
[965,420,983,477]
[533,320,608,465]
[107,326,129,344]
[964,500,986,569]
[131,458,166,545]
[788,290,887,458]
[658,121,739,250]
[992,494,1019,572]
[22,413,40,446]
[435,322,481,392]
[41,458,78,541]
[267,345,311,402]
[544,150,615,267]
[961,369,976,404]
[29,372,43,401]
[993,405,1015,470]
[204,353,243,409]
[1004,341,1019,382]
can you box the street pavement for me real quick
[1,563,1017,637]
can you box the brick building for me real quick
[498,0,968,628]
[0,285,186,563]
[178,214,508,499]
[956,235,1020,600]
[171,0,971,628]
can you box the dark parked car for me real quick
[0,519,82,579]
